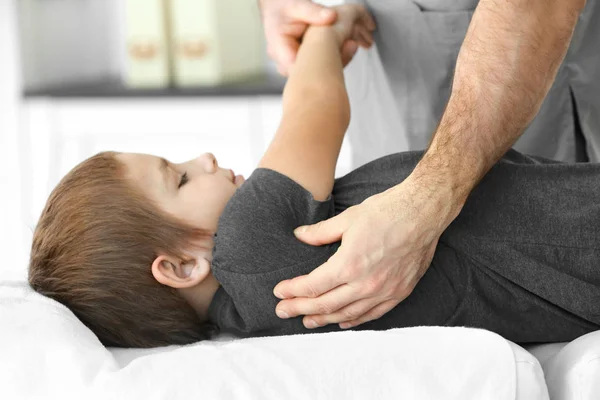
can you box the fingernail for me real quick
[340,323,351,329]
[294,226,307,235]
[276,309,289,319]
[306,319,318,329]
[273,290,284,299]
[321,9,333,18]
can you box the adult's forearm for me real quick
[413,0,586,221]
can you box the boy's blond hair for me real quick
[28,152,219,348]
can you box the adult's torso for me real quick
[344,0,600,167]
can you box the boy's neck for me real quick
[179,270,221,322]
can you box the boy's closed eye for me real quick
[179,172,189,188]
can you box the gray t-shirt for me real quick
[208,151,465,337]
[208,150,600,343]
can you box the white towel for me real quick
[1,281,518,400]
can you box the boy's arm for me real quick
[258,26,350,201]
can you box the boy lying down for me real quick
[29,5,600,348]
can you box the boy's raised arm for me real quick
[258,6,374,201]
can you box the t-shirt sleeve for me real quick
[210,168,340,335]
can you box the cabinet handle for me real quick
[179,40,209,59]
[128,39,160,60]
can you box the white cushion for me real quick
[525,342,569,367]
[1,281,549,400]
[508,342,550,400]
[541,330,600,399]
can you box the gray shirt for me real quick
[208,151,600,343]
[208,153,462,338]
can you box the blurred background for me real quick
[0,0,349,281]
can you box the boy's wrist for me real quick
[304,25,343,48]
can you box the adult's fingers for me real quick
[287,0,337,25]
[350,25,371,49]
[273,247,353,300]
[339,298,399,329]
[275,279,362,320]
[357,26,373,48]
[294,208,353,246]
[361,10,377,31]
[341,40,359,67]
[268,35,299,75]
[276,64,288,77]
[304,295,382,328]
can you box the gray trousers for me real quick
[344,0,600,168]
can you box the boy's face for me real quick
[117,152,245,233]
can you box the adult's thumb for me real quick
[288,0,336,25]
[294,214,347,246]
[341,40,359,67]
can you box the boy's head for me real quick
[28,151,245,347]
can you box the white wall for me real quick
[18,0,122,89]
[0,0,27,281]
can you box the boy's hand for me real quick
[330,4,376,50]
[260,0,337,76]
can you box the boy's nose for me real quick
[200,152,218,172]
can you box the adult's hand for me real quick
[259,0,374,76]
[272,175,459,329]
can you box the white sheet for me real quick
[1,281,527,400]
[509,342,550,400]
[541,330,600,400]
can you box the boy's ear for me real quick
[151,254,211,289]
